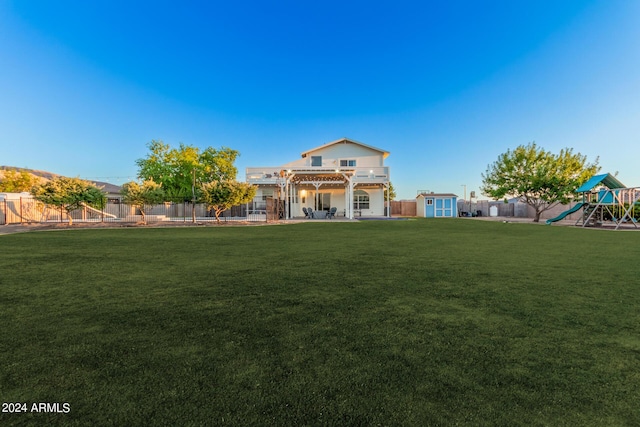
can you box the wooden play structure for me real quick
[547,173,640,230]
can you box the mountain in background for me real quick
[0,166,122,194]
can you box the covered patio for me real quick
[281,168,390,219]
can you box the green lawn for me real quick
[1,219,639,426]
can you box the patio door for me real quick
[318,193,331,211]
[310,192,331,211]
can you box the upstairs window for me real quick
[311,156,322,167]
[340,159,357,167]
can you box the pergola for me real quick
[276,168,390,219]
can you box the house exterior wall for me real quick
[360,186,385,216]
[294,143,385,168]
[284,186,384,217]
[246,138,390,218]
[292,187,344,216]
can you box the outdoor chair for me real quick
[326,207,337,219]
[307,207,314,219]
[302,207,310,219]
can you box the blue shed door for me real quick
[443,198,452,217]
[435,198,443,217]
[434,198,453,217]
[425,198,435,217]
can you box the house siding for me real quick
[247,138,390,219]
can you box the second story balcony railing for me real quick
[246,166,390,183]
[246,168,283,183]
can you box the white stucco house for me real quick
[246,138,391,219]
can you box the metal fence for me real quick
[0,197,271,225]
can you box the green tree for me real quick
[0,169,41,192]
[481,143,599,222]
[384,182,397,201]
[135,140,239,200]
[120,179,165,224]
[200,181,257,223]
[31,177,106,225]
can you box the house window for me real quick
[426,199,434,205]
[353,189,369,210]
[340,159,356,167]
[261,188,274,201]
[311,156,322,167]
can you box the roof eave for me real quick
[301,137,390,158]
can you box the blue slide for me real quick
[546,202,586,224]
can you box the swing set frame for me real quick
[575,174,640,230]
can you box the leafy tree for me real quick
[31,177,106,225]
[0,169,41,192]
[136,140,239,200]
[482,143,599,222]
[200,181,257,223]
[120,180,165,224]
[199,146,240,183]
[384,182,397,201]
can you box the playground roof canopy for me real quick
[576,173,625,192]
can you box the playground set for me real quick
[546,173,640,230]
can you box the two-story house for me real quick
[246,138,391,219]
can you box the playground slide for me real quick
[545,202,586,225]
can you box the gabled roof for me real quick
[576,173,625,192]
[301,137,390,159]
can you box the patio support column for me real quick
[285,172,295,220]
[344,189,348,218]
[278,176,289,219]
[341,173,353,219]
[287,181,297,218]
[385,182,390,217]
[279,171,292,220]
[348,181,355,219]
[312,182,322,211]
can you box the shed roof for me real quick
[416,193,458,199]
[576,173,625,192]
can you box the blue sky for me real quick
[1,1,638,200]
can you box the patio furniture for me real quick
[314,210,326,219]
[307,207,314,219]
[302,207,310,219]
[326,207,337,219]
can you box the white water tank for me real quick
[489,206,498,217]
